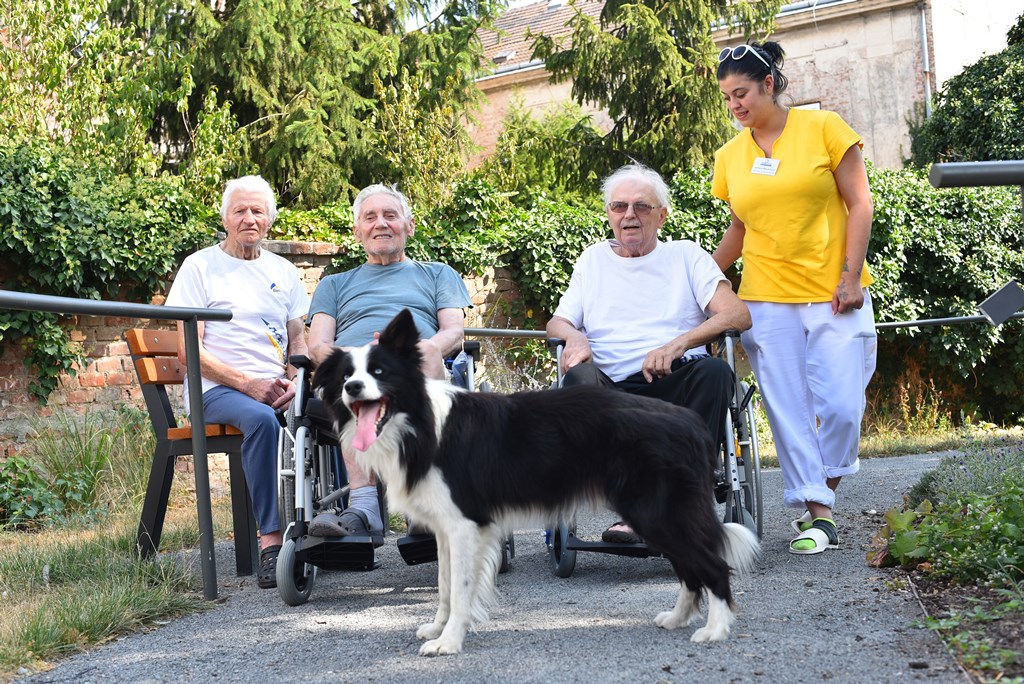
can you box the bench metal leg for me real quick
[137,441,176,558]
[228,450,259,576]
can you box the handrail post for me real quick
[182,316,218,600]
[0,289,232,600]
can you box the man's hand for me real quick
[242,376,295,410]
[642,342,684,383]
[560,334,593,373]
[832,271,865,314]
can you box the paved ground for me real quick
[21,453,968,684]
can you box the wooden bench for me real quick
[126,328,259,576]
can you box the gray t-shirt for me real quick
[308,260,471,346]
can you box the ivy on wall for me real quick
[0,141,214,402]
[4,142,1023,420]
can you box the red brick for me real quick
[77,372,106,388]
[94,357,121,373]
[64,390,92,404]
[103,371,135,386]
[105,341,129,356]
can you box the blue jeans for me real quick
[201,386,280,535]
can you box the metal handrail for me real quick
[929,159,1024,221]
[468,311,1024,342]
[0,289,231,600]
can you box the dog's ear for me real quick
[312,348,349,393]
[377,308,421,358]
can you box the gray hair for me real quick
[601,164,672,214]
[220,175,278,224]
[352,184,414,223]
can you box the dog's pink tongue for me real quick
[352,401,382,452]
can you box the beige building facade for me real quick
[472,0,1022,169]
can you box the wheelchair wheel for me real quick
[276,537,316,606]
[499,534,515,574]
[547,521,577,578]
[735,381,764,539]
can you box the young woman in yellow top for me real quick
[711,41,877,555]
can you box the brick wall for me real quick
[0,241,524,457]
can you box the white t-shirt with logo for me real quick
[165,244,310,406]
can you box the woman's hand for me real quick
[832,271,865,314]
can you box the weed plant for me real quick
[868,437,1024,681]
[0,407,227,679]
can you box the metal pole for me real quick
[0,289,231,600]
[182,316,218,600]
[928,161,1024,188]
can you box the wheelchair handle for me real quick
[462,340,482,362]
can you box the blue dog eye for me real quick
[373,368,383,375]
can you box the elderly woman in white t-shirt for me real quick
[165,175,309,590]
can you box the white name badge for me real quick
[751,157,780,176]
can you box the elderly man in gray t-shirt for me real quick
[306,184,471,539]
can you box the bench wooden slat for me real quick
[167,424,243,440]
[126,328,178,357]
[135,357,185,384]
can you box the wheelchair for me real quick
[275,342,514,606]
[544,330,763,578]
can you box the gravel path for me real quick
[20,453,968,683]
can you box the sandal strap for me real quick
[809,518,838,545]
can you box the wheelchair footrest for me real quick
[566,537,662,558]
[397,533,438,566]
[294,534,383,571]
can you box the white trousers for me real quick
[742,292,877,510]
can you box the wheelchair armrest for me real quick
[462,340,481,362]
[546,337,565,350]
[289,354,314,370]
[720,329,742,339]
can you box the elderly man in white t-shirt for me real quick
[546,163,751,544]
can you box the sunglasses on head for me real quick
[607,201,660,217]
[718,45,772,72]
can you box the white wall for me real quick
[930,0,1022,89]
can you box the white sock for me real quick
[348,486,383,533]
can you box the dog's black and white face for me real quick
[312,308,426,452]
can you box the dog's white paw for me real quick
[655,608,698,630]
[419,637,463,657]
[416,622,445,640]
[690,624,729,642]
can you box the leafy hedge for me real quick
[272,166,1024,422]
[0,141,214,401]
[5,140,1023,420]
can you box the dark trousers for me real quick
[562,358,734,445]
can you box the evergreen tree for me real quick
[108,0,503,208]
[530,0,781,179]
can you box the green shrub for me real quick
[867,164,1024,422]
[871,442,1024,586]
[907,440,1024,508]
[0,455,65,529]
[0,140,215,402]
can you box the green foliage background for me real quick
[908,13,1024,165]
[267,163,1024,423]
[0,141,214,401]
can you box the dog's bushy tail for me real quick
[721,523,760,574]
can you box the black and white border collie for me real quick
[313,309,759,656]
